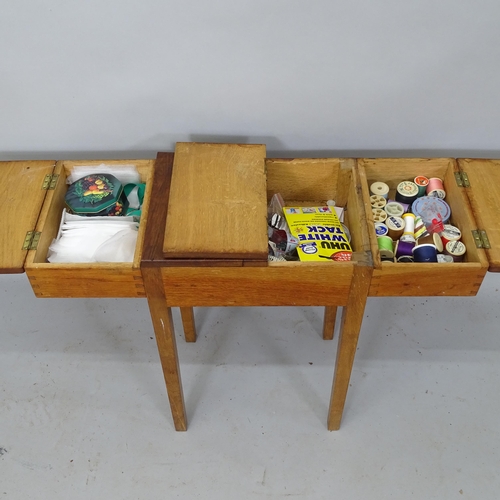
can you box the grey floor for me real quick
[1,272,499,499]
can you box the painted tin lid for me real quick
[65,174,124,214]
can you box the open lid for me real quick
[0,160,56,273]
[458,159,500,272]
[163,142,268,262]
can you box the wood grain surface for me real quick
[459,159,500,272]
[161,262,354,307]
[143,266,187,431]
[0,160,55,273]
[328,261,373,430]
[164,142,268,260]
[357,158,489,296]
[24,159,155,297]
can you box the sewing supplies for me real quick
[401,213,416,242]
[372,208,387,222]
[440,224,461,246]
[384,201,405,217]
[426,177,446,199]
[370,195,387,209]
[377,235,394,260]
[417,232,444,252]
[371,174,466,266]
[396,181,419,205]
[370,181,390,199]
[445,240,466,262]
[411,196,451,227]
[386,216,405,240]
[395,239,415,259]
[437,254,454,263]
[375,222,389,237]
[413,216,427,239]
[414,176,429,197]
[412,243,438,263]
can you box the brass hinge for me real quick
[22,231,41,251]
[42,173,59,190]
[454,171,470,188]
[472,229,491,249]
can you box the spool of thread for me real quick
[417,232,444,253]
[414,216,428,239]
[427,178,446,199]
[395,239,415,259]
[384,201,405,217]
[396,181,419,205]
[370,181,390,199]
[387,199,410,213]
[414,176,429,197]
[397,255,414,263]
[440,224,461,246]
[401,213,416,242]
[375,223,389,237]
[437,254,454,263]
[370,194,387,209]
[412,243,438,263]
[445,240,466,262]
[386,216,405,240]
[377,235,394,260]
[372,208,387,223]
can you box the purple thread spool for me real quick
[395,240,415,260]
[412,243,438,263]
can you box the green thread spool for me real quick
[377,235,394,260]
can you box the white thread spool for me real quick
[401,213,416,242]
[370,195,387,209]
[370,182,390,199]
[384,201,405,217]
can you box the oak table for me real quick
[140,143,373,431]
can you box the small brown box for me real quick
[0,159,155,298]
[357,158,497,297]
[151,144,373,308]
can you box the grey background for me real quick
[2,0,499,159]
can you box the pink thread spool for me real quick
[427,178,446,199]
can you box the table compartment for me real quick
[357,158,489,296]
[25,159,155,298]
[160,157,371,307]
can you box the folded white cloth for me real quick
[47,210,139,263]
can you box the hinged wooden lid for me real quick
[0,160,56,273]
[458,159,500,272]
[163,142,268,262]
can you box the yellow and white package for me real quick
[283,206,352,262]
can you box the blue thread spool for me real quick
[375,223,389,237]
[412,243,438,263]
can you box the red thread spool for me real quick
[427,178,446,199]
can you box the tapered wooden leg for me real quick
[327,262,372,431]
[180,307,197,342]
[322,306,338,340]
[143,267,187,431]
